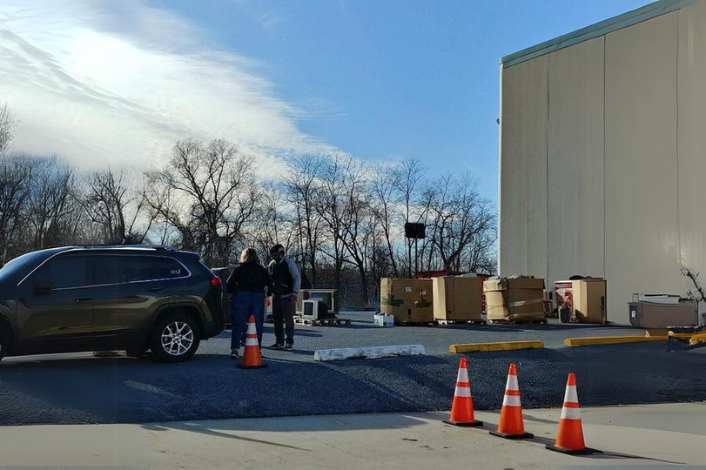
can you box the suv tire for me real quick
[150,313,201,363]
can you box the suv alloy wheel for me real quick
[150,313,201,362]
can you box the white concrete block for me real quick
[313,345,425,362]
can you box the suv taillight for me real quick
[210,277,222,287]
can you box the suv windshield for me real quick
[0,250,50,283]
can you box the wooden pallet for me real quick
[436,319,487,326]
[396,321,438,327]
[294,317,351,326]
[488,319,548,325]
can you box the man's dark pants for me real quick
[273,295,295,345]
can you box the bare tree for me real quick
[245,181,295,262]
[370,163,400,277]
[392,158,424,276]
[0,156,32,259]
[337,158,372,305]
[421,173,496,271]
[82,167,153,244]
[282,154,325,284]
[145,139,259,266]
[25,157,76,250]
[0,103,18,155]
[315,153,352,293]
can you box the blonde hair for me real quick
[240,247,260,264]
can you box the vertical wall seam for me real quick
[603,34,607,280]
[497,63,503,276]
[546,55,550,283]
[676,11,682,284]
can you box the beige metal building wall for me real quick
[546,37,605,284]
[678,1,706,298]
[499,56,548,280]
[500,0,706,321]
[604,11,681,317]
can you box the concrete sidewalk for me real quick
[1,402,705,469]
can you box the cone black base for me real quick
[443,419,484,427]
[490,430,534,440]
[545,445,601,455]
[237,364,268,369]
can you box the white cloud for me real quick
[258,12,286,30]
[0,0,333,174]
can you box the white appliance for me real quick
[302,300,322,320]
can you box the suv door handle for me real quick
[147,286,165,292]
[75,297,92,303]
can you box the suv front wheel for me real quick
[150,313,201,363]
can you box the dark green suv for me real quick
[0,246,224,363]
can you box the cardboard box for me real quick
[380,278,433,324]
[373,313,394,327]
[572,279,607,324]
[432,277,483,321]
[483,278,545,322]
[629,299,698,328]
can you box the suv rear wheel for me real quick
[150,313,201,363]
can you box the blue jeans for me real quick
[231,291,265,351]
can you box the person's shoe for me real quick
[270,343,284,350]
[284,343,294,351]
[231,350,240,360]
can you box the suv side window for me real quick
[151,257,188,279]
[95,256,156,285]
[94,255,188,286]
[34,256,90,289]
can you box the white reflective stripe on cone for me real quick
[560,406,581,420]
[454,387,471,398]
[564,385,579,404]
[502,395,521,407]
[245,337,259,346]
[456,367,469,383]
[247,324,257,334]
[506,374,519,391]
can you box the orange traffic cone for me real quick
[546,373,599,454]
[237,315,267,369]
[490,363,533,439]
[443,357,483,427]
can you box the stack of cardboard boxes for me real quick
[381,276,608,326]
[380,276,485,324]
[380,278,434,324]
[552,278,608,324]
[432,276,484,322]
[483,277,546,323]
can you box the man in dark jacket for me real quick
[267,244,301,350]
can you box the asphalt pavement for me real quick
[1,312,705,425]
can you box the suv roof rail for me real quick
[70,244,178,251]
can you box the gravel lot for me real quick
[1,312,705,425]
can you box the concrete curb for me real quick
[448,340,544,354]
[564,336,667,347]
[314,345,425,362]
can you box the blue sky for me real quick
[150,0,651,203]
[1,0,650,204]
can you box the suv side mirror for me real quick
[33,278,55,294]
